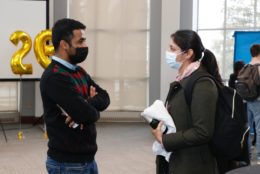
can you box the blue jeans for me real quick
[247,100,260,160]
[46,156,98,174]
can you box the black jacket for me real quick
[40,60,110,163]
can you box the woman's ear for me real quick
[185,49,194,61]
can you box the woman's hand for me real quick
[151,121,163,144]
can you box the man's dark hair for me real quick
[250,44,260,57]
[52,18,86,51]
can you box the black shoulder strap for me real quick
[165,81,182,106]
[184,72,215,106]
[255,64,260,76]
[165,71,218,108]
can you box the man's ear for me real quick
[60,40,69,50]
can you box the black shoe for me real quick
[252,139,256,146]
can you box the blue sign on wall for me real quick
[233,31,260,64]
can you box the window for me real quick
[0,82,17,111]
[196,0,260,79]
[68,0,150,111]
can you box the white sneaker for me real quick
[257,158,260,165]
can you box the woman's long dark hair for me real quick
[171,30,223,85]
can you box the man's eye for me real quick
[79,40,85,44]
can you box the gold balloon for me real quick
[10,31,33,74]
[34,29,54,69]
[43,131,48,140]
[18,131,23,140]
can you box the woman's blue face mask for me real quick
[165,51,184,69]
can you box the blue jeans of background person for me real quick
[247,100,260,160]
[46,156,98,174]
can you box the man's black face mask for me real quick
[68,47,89,65]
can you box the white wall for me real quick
[160,0,180,101]
[34,0,181,114]
[35,81,43,117]
[0,0,46,79]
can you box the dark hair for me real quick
[250,44,260,57]
[171,30,223,84]
[233,61,245,75]
[52,18,86,51]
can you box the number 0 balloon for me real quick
[34,29,54,69]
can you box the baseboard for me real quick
[21,116,44,124]
[99,111,144,122]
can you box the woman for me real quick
[152,30,221,174]
[228,61,245,89]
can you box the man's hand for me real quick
[89,86,98,98]
[63,85,98,130]
[65,116,84,130]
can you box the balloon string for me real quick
[19,75,22,131]
[17,75,23,140]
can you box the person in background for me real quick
[228,60,250,170]
[228,61,245,89]
[40,18,110,174]
[229,60,256,151]
[246,44,260,165]
[151,30,220,174]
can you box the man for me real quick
[40,18,110,174]
[247,44,260,165]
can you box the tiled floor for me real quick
[0,122,258,174]
[0,122,155,174]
